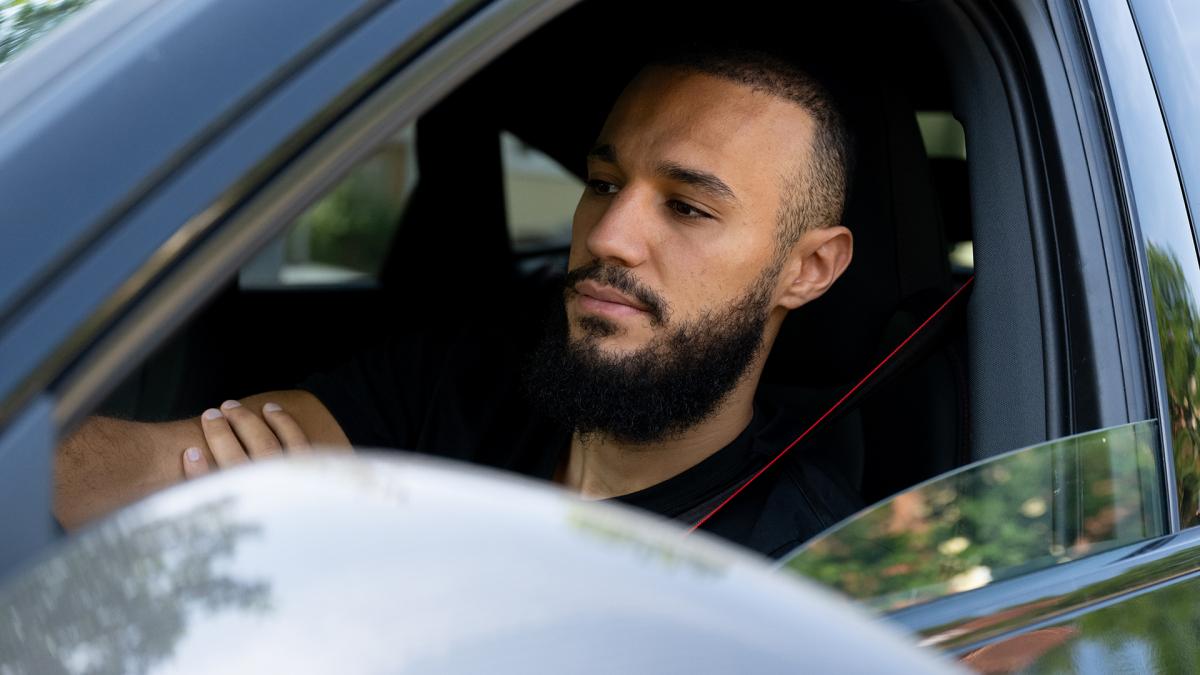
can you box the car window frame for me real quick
[3,0,1188,626]
[13,0,574,431]
[831,0,1200,653]
[0,0,578,576]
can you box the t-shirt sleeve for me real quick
[297,334,447,450]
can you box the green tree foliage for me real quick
[298,162,404,277]
[0,0,92,67]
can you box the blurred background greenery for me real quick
[294,157,406,277]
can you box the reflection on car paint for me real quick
[0,0,97,69]
[1084,0,1200,533]
[1147,246,1200,529]
[0,496,269,674]
[1127,0,1200,530]
[779,420,1164,612]
[963,574,1200,673]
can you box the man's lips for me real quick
[574,280,650,318]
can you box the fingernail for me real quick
[221,400,241,410]
[263,402,282,413]
[203,408,223,420]
[185,447,201,462]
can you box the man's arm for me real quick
[54,389,349,530]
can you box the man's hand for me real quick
[182,400,312,478]
[56,389,350,529]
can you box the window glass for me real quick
[1130,0,1200,529]
[780,420,1165,612]
[239,124,417,289]
[0,0,93,68]
[916,111,966,160]
[501,130,583,253]
[916,111,972,273]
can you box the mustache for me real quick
[564,262,668,325]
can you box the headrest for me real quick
[930,157,971,244]
[762,70,950,387]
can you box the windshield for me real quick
[0,0,96,68]
[779,420,1165,611]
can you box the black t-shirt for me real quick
[299,320,863,559]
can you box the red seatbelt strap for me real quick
[685,275,976,535]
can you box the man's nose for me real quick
[583,189,652,268]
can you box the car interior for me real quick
[96,0,1056,514]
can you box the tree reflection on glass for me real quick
[780,421,1163,611]
[0,497,269,675]
[0,0,94,67]
[1147,245,1200,528]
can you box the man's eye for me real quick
[588,179,619,195]
[668,200,712,219]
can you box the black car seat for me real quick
[380,83,515,326]
[760,70,971,505]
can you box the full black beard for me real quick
[523,265,775,445]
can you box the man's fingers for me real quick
[196,400,315,473]
[262,402,312,453]
[219,400,283,459]
[201,408,251,468]
[182,446,210,479]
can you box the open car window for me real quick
[779,420,1166,611]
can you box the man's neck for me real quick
[561,377,759,500]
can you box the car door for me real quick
[784,0,1200,669]
[1,1,1190,661]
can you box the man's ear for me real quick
[775,225,853,310]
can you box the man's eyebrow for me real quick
[587,143,618,163]
[657,161,739,204]
[586,146,739,205]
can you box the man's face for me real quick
[523,66,828,444]
[566,66,817,354]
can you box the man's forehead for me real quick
[601,69,781,146]
[593,67,814,196]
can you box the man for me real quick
[55,49,860,558]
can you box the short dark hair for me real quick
[647,48,854,254]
